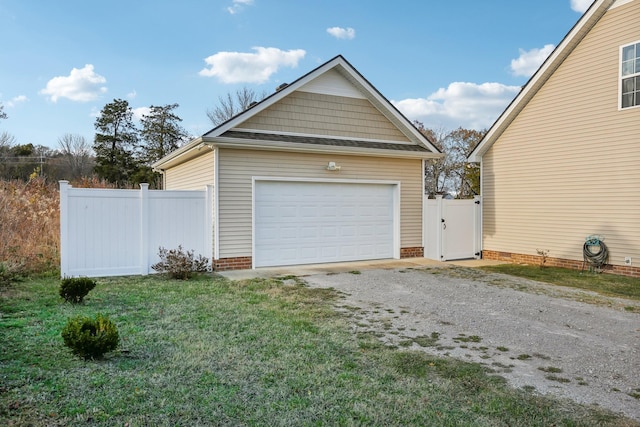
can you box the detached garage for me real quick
[153,55,441,271]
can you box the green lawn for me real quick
[481,264,640,301]
[1,273,635,426]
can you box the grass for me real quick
[1,274,635,426]
[481,264,640,301]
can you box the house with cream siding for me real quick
[468,0,640,276]
[153,55,442,271]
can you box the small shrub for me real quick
[151,245,210,280]
[536,249,549,268]
[61,314,119,360]
[0,260,25,287]
[59,277,96,303]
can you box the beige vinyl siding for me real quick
[482,1,640,266]
[164,150,215,190]
[240,91,411,142]
[217,148,422,258]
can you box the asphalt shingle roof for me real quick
[221,131,431,152]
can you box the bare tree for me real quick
[415,122,484,198]
[0,103,7,121]
[206,87,267,126]
[57,133,94,180]
[0,131,16,151]
[416,124,453,197]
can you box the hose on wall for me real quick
[583,235,608,270]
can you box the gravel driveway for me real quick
[302,266,640,420]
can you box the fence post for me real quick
[473,195,482,259]
[204,185,214,269]
[435,195,444,262]
[140,183,150,275]
[59,181,70,278]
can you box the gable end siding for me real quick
[482,2,640,266]
[239,91,410,142]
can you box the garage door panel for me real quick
[255,181,395,267]
[321,226,338,237]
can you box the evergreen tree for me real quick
[93,99,139,186]
[140,103,188,164]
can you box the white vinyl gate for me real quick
[59,181,213,278]
[424,195,481,261]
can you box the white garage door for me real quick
[255,181,396,267]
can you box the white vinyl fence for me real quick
[424,195,482,261]
[59,181,213,278]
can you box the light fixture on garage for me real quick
[326,161,341,171]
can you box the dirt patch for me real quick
[302,266,640,421]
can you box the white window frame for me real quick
[620,40,640,110]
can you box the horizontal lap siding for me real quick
[482,2,640,266]
[164,151,214,190]
[240,91,410,142]
[218,148,422,258]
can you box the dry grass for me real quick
[0,178,60,274]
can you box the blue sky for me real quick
[0,0,594,149]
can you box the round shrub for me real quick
[61,314,119,360]
[59,277,96,304]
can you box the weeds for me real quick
[0,178,60,274]
[536,249,550,268]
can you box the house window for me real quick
[621,41,640,109]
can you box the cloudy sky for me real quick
[0,0,595,149]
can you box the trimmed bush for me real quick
[61,314,119,360]
[59,277,97,303]
[151,245,210,280]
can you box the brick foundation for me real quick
[400,247,424,258]
[482,250,640,278]
[214,248,427,271]
[214,256,252,271]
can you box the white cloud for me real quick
[40,64,107,102]
[570,0,593,12]
[393,82,521,131]
[510,44,555,77]
[6,95,28,107]
[199,47,306,84]
[132,106,151,121]
[327,27,356,40]
[227,0,254,14]
[127,90,137,99]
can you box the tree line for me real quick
[0,100,188,188]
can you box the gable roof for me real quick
[467,0,620,162]
[154,55,441,170]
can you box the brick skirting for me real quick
[400,247,424,258]
[214,256,252,271]
[482,250,640,278]
[214,248,426,271]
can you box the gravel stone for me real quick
[302,266,640,420]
